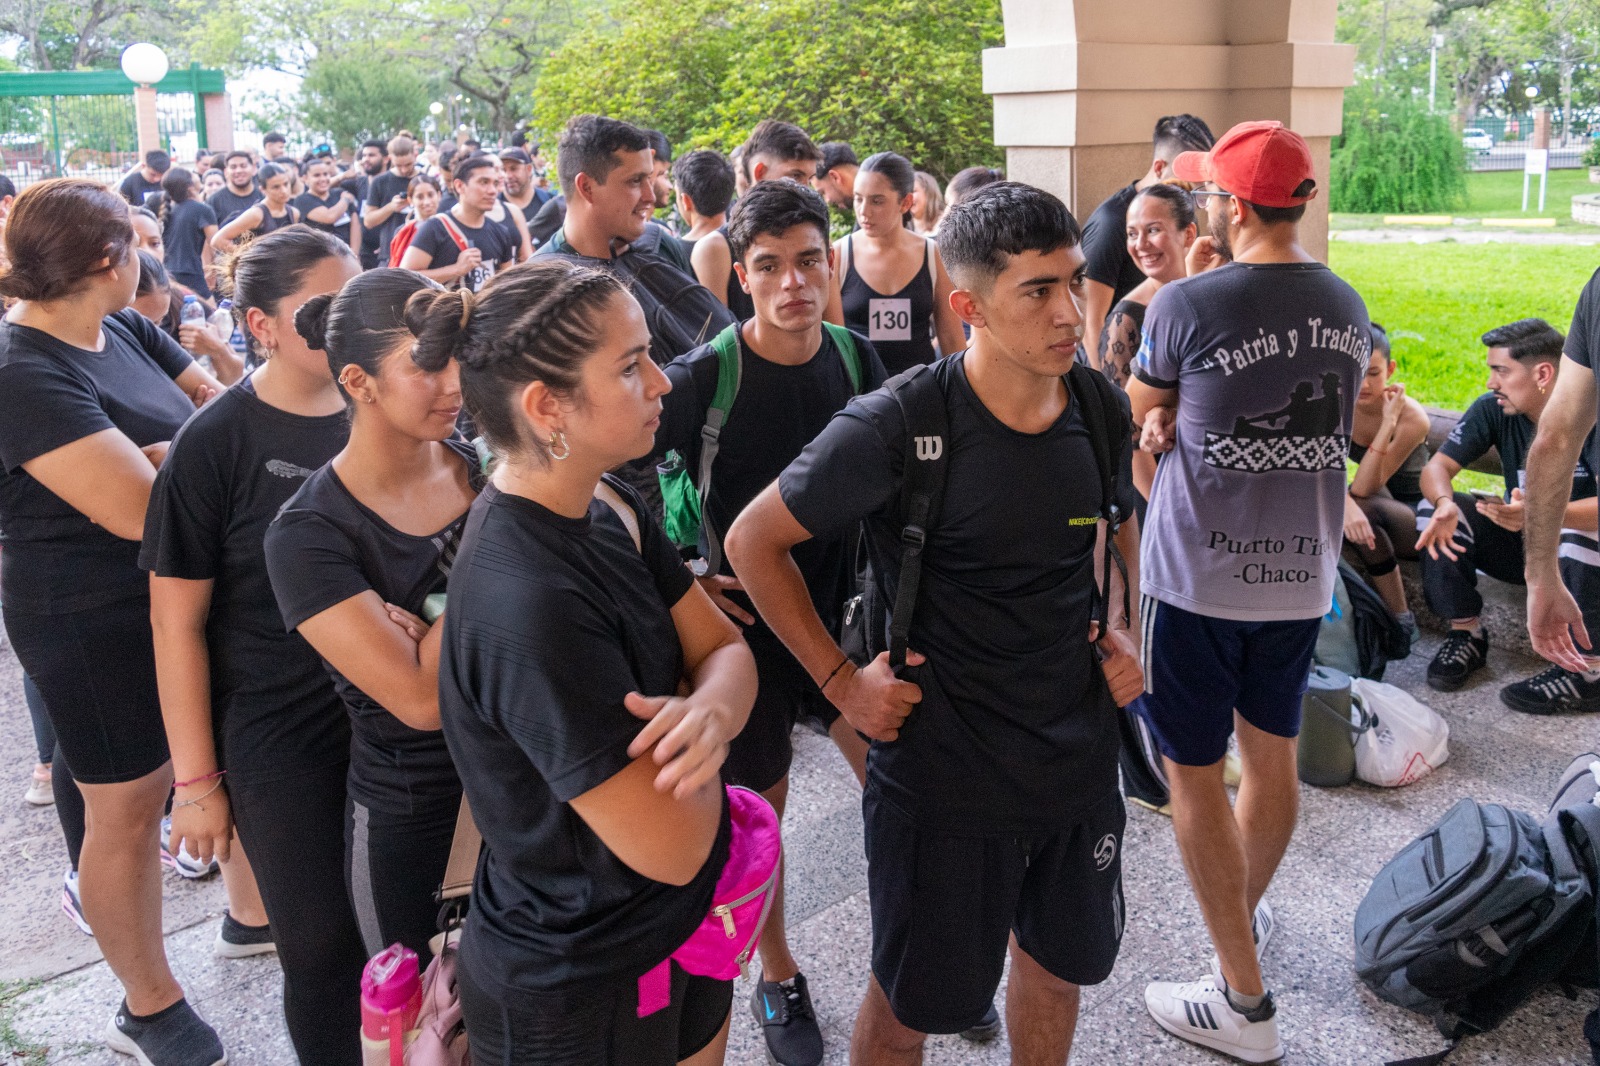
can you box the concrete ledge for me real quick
[1574,192,1600,227]
[1399,559,1532,659]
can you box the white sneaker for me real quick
[1251,899,1274,959]
[1144,974,1282,1063]
[160,816,219,880]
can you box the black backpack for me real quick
[537,224,735,363]
[837,360,1130,670]
[1318,560,1412,681]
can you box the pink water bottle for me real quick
[360,943,421,1066]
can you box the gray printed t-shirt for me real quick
[1133,261,1371,621]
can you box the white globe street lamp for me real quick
[1525,86,1540,100]
[430,101,445,116]
[120,43,169,87]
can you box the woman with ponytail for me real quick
[211,163,300,252]
[142,224,369,1064]
[0,178,223,1065]
[156,167,218,298]
[826,151,965,375]
[264,269,478,962]
[422,258,757,1065]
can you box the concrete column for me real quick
[203,94,235,151]
[134,85,160,158]
[985,0,1354,261]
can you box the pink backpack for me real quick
[636,785,782,1016]
[408,934,469,1066]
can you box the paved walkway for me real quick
[1,626,1596,1065]
[1331,226,1600,245]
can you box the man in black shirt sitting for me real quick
[1079,114,1213,366]
[119,150,170,207]
[728,182,1143,1066]
[1416,318,1600,711]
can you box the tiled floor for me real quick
[2,628,1595,1064]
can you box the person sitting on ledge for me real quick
[1415,317,1600,713]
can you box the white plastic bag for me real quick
[1351,678,1450,787]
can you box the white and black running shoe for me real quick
[1144,974,1282,1063]
[1500,666,1600,715]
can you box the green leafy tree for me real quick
[1331,88,1468,212]
[533,0,1003,181]
[0,0,184,70]
[299,56,437,147]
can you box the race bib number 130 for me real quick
[868,298,912,342]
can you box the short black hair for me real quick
[644,129,671,165]
[746,120,821,168]
[557,115,651,197]
[815,141,857,179]
[1482,318,1565,364]
[1152,114,1215,159]
[0,175,14,199]
[938,181,1082,292]
[453,154,497,188]
[1241,187,1313,226]
[946,165,1004,208]
[263,131,286,146]
[725,179,830,264]
[462,138,482,150]
[361,139,387,154]
[224,149,253,165]
[145,149,171,172]
[438,144,458,171]
[672,150,735,218]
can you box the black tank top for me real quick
[1349,437,1429,504]
[716,223,755,321]
[840,234,936,376]
[252,204,299,237]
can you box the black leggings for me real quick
[229,762,369,1066]
[345,793,459,963]
[23,675,86,869]
[1344,491,1421,577]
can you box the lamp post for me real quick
[1428,33,1443,112]
[121,43,169,160]
[429,100,444,141]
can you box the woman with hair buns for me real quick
[264,268,478,963]
[142,224,369,1064]
[417,258,758,1065]
[0,178,223,1065]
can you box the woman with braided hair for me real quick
[421,258,757,1065]
[155,167,218,298]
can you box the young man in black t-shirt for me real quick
[1079,114,1212,367]
[120,149,170,207]
[362,135,420,267]
[347,140,388,268]
[400,155,513,293]
[727,183,1143,1065]
[692,120,822,322]
[205,150,263,226]
[651,181,885,1066]
[1416,319,1600,711]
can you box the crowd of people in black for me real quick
[2,106,1600,1066]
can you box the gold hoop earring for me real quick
[548,430,570,461]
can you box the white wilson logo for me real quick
[913,435,943,461]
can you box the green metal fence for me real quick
[0,65,225,190]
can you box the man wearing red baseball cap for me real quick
[1126,120,1373,1062]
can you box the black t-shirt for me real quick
[653,324,885,630]
[120,170,162,207]
[439,478,730,989]
[294,190,354,243]
[206,186,263,227]
[163,199,218,284]
[410,212,513,293]
[0,311,194,614]
[1565,267,1600,481]
[264,439,482,815]
[139,375,352,783]
[486,203,524,260]
[528,194,566,248]
[366,171,415,264]
[1081,182,1146,305]
[778,354,1121,831]
[714,224,756,321]
[1440,391,1598,502]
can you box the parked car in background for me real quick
[1463,128,1495,152]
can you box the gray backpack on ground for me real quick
[1354,796,1600,1064]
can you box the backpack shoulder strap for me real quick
[1066,362,1131,631]
[437,794,480,903]
[594,475,643,552]
[436,212,469,251]
[884,364,949,672]
[696,324,743,572]
[821,322,864,393]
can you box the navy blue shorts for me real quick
[1132,595,1321,767]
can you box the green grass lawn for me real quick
[1332,167,1600,230]
[1327,241,1598,411]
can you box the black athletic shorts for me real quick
[4,594,170,784]
[722,626,839,794]
[457,941,732,1066]
[863,786,1126,1034]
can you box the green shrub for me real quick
[1331,90,1468,214]
[1583,138,1600,168]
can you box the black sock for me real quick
[122,998,187,1024]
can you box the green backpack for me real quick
[660,322,864,571]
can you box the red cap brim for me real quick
[1171,150,1212,184]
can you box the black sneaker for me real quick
[1500,665,1600,715]
[750,973,823,1066]
[1427,630,1488,691]
[213,909,275,959]
[958,1003,1001,1042]
[105,998,225,1066]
